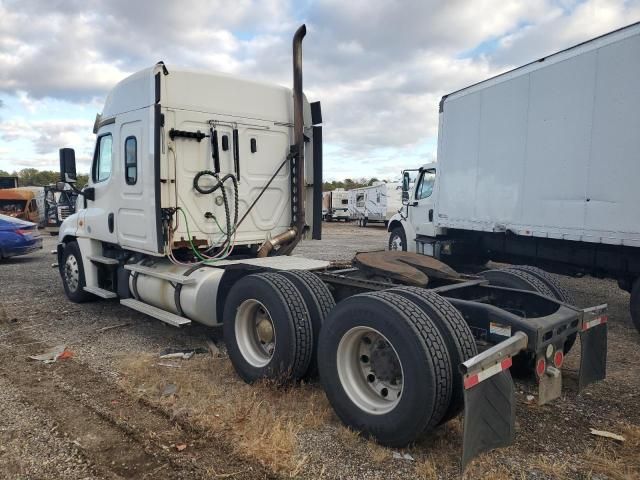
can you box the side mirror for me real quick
[59,148,77,183]
[401,171,411,203]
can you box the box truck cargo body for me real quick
[388,22,640,332]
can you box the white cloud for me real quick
[0,0,639,176]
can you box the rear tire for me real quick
[318,290,451,446]
[388,287,477,423]
[223,273,313,384]
[630,277,640,334]
[60,241,94,303]
[277,270,336,377]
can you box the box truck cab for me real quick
[388,163,438,252]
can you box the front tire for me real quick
[60,241,93,303]
[388,227,407,252]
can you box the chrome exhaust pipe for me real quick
[278,24,307,256]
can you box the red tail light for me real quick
[553,350,564,368]
[16,229,33,236]
[535,357,546,377]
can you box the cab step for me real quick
[84,285,118,299]
[87,255,119,265]
[120,298,191,327]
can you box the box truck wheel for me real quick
[277,270,336,377]
[60,241,94,303]
[481,268,576,367]
[318,291,451,446]
[388,227,407,251]
[505,266,575,305]
[501,266,577,353]
[223,272,313,384]
[388,287,477,423]
[631,277,640,334]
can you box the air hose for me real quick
[193,170,239,255]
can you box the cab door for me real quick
[409,168,437,238]
[116,116,151,251]
[84,126,118,244]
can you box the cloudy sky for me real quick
[0,0,639,180]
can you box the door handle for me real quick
[108,213,114,233]
[429,209,433,222]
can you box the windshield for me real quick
[0,199,27,215]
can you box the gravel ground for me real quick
[0,221,639,479]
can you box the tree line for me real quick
[0,168,89,188]
[322,177,383,191]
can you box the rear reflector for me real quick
[582,315,608,331]
[553,350,564,368]
[536,357,546,377]
[464,357,512,390]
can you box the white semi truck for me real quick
[55,25,608,468]
[389,22,640,333]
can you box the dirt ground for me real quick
[0,221,639,480]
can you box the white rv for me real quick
[349,181,403,226]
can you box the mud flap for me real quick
[460,331,527,470]
[462,370,515,469]
[579,322,607,391]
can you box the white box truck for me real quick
[54,25,608,467]
[349,181,403,227]
[388,22,640,332]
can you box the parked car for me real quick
[0,214,43,259]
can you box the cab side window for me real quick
[124,136,137,185]
[93,134,113,183]
[415,169,436,200]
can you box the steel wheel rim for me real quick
[235,299,276,368]
[64,254,80,292]
[390,234,403,251]
[336,326,404,415]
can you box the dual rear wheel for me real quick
[223,271,477,447]
[222,271,335,382]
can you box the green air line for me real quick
[177,208,206,261]
[177,208,234,263]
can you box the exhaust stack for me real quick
[277,24,307,256]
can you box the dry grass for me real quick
[414,457,438,479]
[118,354,332,476]
[118,354,640,479]
[583,423,640,480]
